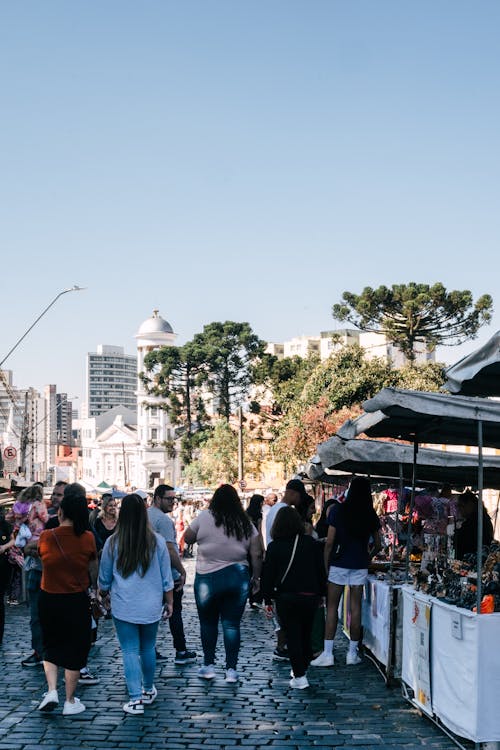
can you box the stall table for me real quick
[402,585,500,745]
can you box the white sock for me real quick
[323,639,334,656]
[349,639,359,653]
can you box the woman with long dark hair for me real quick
[184,484,263,683]
[311,476,381,668]
[261,506,325,689]
[98,494,174,715]
[37,483,97,716]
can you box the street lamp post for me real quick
[0,285,85,481]
[0,285,85,369]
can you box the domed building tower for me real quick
[135,310,177,489]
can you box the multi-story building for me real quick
[79,311,179,490]
[85,345,137,417]
[56,393,73,445]
[267,329,434,366]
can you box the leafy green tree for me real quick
[332,283,493,363]
[251,352,319,416]
[183,419,238,486]
[141,341,208,464]
[271,345,445,468]
[192,322,266,419]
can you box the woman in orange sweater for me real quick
[37,484,98,716]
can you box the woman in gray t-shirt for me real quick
[184,484,262,683]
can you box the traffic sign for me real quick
[3,446,17,461]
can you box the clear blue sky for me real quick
[1,1,499,403]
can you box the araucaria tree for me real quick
[192,322,266,419]
[332,283,493,362]
[141,341,207,464]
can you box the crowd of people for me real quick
[2,475,487,714]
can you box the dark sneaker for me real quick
[174,650,197,665]
[22,652,43,667]
[78,668,99,685]
[272,647,290,661]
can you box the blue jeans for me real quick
[26,569,43,656]
[194,563,249,670]
[113,618,159,700]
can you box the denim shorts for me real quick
[328,566,368,586]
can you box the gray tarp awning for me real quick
[337,387,500,447]
[307,435,500,488]
[443,331,500,396]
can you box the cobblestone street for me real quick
[0,562,460,750]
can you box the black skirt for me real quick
[39,590,91,670]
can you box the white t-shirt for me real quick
[264,501,287,548]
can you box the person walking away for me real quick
[0,508,15,646]
[184,484,263,683]
[37,483,98,716]
[98,493,174,715]
[265,479,308,661]
[148,485,196,664]
[311,476,381,668]
[246,494,265,607]
[22,481,66,668]
[261,506,325,689]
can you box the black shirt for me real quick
[261,534,326,603]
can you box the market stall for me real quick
[336,387,500,746]
[308,433,500,686]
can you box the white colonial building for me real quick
[79,310,180,490]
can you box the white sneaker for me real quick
[141,685,158,704]
[123,699,144,715]
[38,689,59,712]
[225,668,239,683]
[198,664,216,680]
[63,697,86,716]
[346,651,362,665]
[289,675,309,689]
[310,651,334,667]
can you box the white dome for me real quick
[137,310,174,336]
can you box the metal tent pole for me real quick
[476,421,484,614]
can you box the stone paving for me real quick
[0,561,463,750]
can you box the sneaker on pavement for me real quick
[289,675,309,690]
[225,668,239,683]
[123,699,144,715]
[63,697,86,716]
[155,649,168,661]
[198,664,216,680]
[272,647,290,661]
[174,649,197,665]
[346,651,362,665]
[141,685,158,705]
[310,651,334,667]
[78,668,99,685]
[38,690,59,712]
[22,652,43,667]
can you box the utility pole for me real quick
[237,406,244,486]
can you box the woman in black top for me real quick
[91,495,118,554]
[0,508,14,646]
[261,506,325,690]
